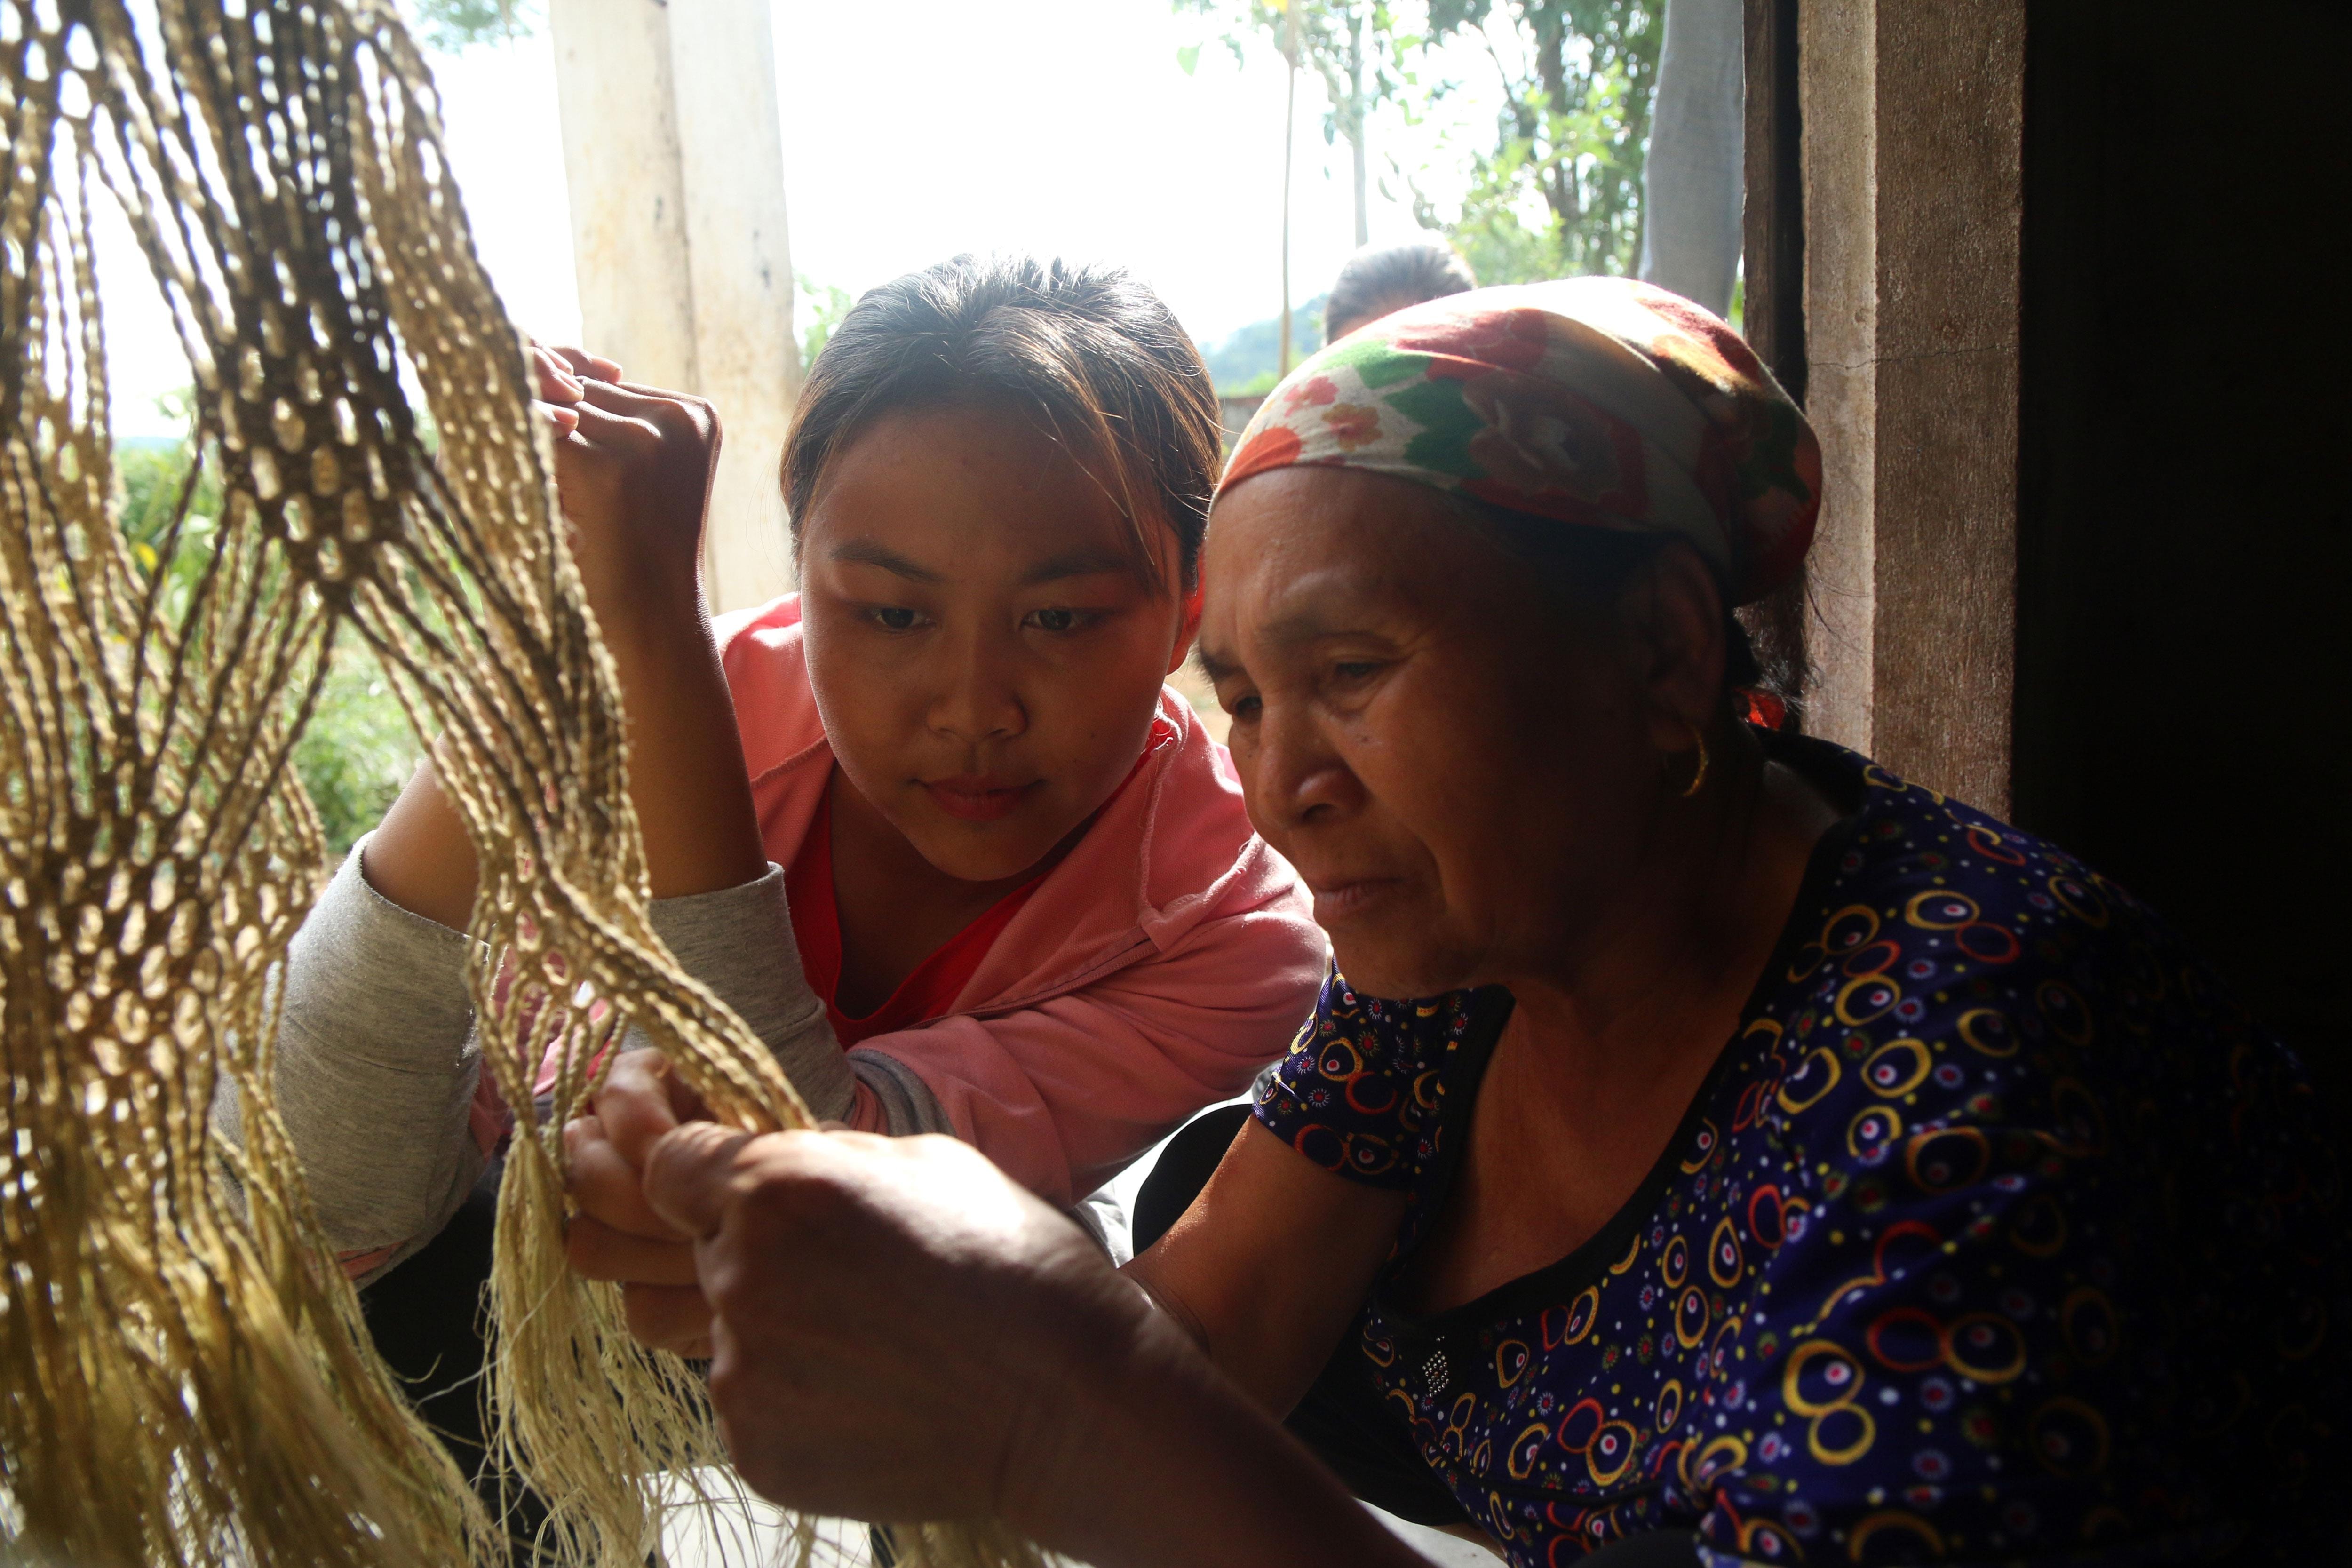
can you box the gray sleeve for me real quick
[644,882,953,1139]
[210,840,487,1266]
[643,865,854,1122]
[222,841,870,1274]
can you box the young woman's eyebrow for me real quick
[830,538,946,584]
[1018,548,1135,587]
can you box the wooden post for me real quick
[1794,0,2024,811]
[1867,3,2025,812]
[1740,0,1804,402]
[548,0,697,391]
[669,0,801,610]
[1737,0,1810,708]
[1795,0,1877,756]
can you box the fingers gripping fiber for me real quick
[0,2,1036,1564]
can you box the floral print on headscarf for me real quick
[1217,277,1821,605]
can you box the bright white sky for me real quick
[102,0,1507,437]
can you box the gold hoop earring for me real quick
[1680,725,1710,799]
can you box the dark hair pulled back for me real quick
[1324,240,1479,344]
[782,255,1222,591]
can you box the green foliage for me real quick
[407,0,537,51]
[1199,294,1329,390]
[116,390,222,598]
[116,395,421,858]
[1220,367,1281,397]
[295,646,422,858]
[1416,0,1661,283]
[797,274,856,373]
[1172,0,1661,285]
[1174,0,1418,159]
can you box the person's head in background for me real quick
[780,255,1219,886]
[1321,238,1478,344]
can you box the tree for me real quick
[797,274,857,372]
[1176,0,1415,249]
[1414,0,1661,283]
[119,397,422,853]
[407,0,536,52]
[1175,0,1661,287]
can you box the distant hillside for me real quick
[1198,294,1329,396]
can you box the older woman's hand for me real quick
[638,1123,1438,1568]
[638,1123,1132,1526]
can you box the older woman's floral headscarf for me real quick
[1217,276,1820,605]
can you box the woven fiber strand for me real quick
[0,0,1041,1563]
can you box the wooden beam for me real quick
[1740,0,1804,402]
[548,0,698,392]
[1868,2,2024,812]
[670,0,801,611]
[1794,0,2023,812]
[1737,0,1811,710]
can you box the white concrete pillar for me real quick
[549,0,800,613]
[668,0,801,610]
[548,0,698,390]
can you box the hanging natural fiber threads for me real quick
[0,1,1039,1564]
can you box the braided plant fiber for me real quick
[0,1,1048,1564]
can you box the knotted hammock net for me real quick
[0,1,1042,1564]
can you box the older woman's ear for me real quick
[1620,542,1731,756]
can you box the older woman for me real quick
[625,280,2341,1568]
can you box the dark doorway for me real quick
[2013,0,2352,1102]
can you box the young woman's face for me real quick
[1198,468,1662,1000]
[798,405,1196,883]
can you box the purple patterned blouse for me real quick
[1253,732,2341,1566]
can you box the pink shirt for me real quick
[718,595,1327,1205]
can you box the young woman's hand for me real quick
[369,346,762,923]
[529,344,719,635]
[563,1047,716,1355]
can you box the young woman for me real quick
[623,279,2343,1568]
[240,255,1325,1523]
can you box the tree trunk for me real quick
[1531,10,1581,248]
[1349,10,1369,247]
[1280,2,1299,375]
[1352,132,1369,247]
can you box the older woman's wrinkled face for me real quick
[1198,469,1662,999]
